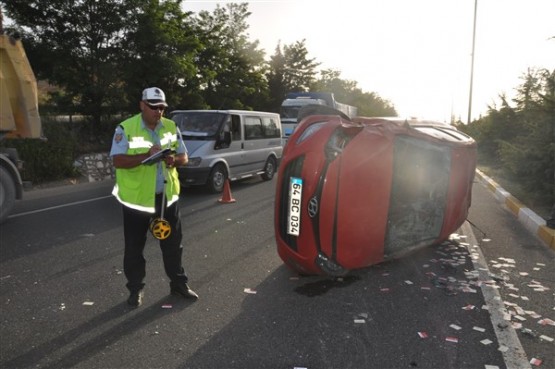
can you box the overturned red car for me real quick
[274,112,477,276]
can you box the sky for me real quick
[182,0,555,123]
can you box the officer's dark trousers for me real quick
[122,194,188,293]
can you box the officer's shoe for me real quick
[127,290,144,307]
[171,284,199,300]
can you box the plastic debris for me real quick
[445,336,458,343]
[243,288,257,294]
[82,301,94,306]
[161,304,172,309]
[539,335,553,343]
[473,326,486,332]
[449,324,462,331]
[480,339,493,345]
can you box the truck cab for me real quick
[279,97,327,138]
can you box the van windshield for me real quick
[171,112,227,140]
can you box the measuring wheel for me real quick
[150,217,171,240]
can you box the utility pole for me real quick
[467,0,478,125]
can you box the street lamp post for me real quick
[467,0,478,125]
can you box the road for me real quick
[0,177,553,369]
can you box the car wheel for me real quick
[261,156,277,181]
[0,166,16,224]
[207,163,226,193]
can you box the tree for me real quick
[266,42,288,112]
[312,69,397,117]
[120,0,200,112]
[281,39,320,92]
[4,0,140,124]
[191,3,269,110]
[458,68,555,210]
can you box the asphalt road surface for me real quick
[0,176,553,369]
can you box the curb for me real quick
[475,169,555,251]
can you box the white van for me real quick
[170,110,283,193]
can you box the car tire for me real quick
[207,163,226,193]
[261,156,277,181]
[0,166,16,224]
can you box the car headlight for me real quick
[296,122,326,144]
[186,157,202,167]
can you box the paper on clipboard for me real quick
[141,148,174,165]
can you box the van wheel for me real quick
[207,164,227,193]
[0,166,16,224]
[261,156,277,181]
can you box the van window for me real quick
[231,115,241,141]
[245,116,263,140]
[261,116,280,138]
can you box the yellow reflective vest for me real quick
[112,114,180,213]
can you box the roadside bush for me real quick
[0,116,119,185]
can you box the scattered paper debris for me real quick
[243,288,257,294]
[530,358,542,366]
[473,326,486,332]
[481,339,493,345]
[82,301,94,306]
[418,332,428,339]
[161,304,172,309]
[449,324,462,331]
[445,336,459,343]
[538,318,555,326]
[539,335,553,343]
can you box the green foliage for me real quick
[4,0,140,124]
[120,0,201,112]
[191,3,269,111]
[310,69,396,116]
[1,120,77,182]
[459,68,555,212]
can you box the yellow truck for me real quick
[0,30,43,223]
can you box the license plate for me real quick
[287,177,303,236]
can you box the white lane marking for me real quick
[461,221,531,369]
[7,195,113,219]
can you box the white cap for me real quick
[142,87,167,106]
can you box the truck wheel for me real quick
[261,156,277,181]
[0,166,16,224]
[207,164,226,193]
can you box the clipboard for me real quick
[141,148,174,165]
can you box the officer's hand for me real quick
[148,145,161,156]
[165,155,175,168]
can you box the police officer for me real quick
[110,87,198,307]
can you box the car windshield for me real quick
[171,112,226,140]
[280,107,301,119]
